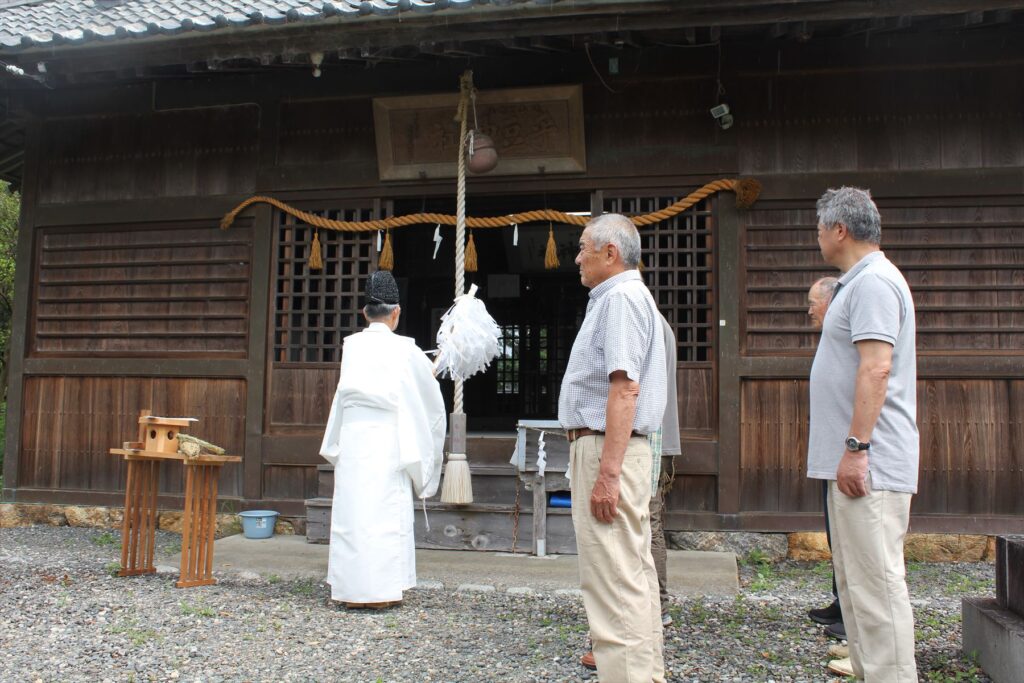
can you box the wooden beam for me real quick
[20,1,1024,77]
[716,193,741,515]
[244,204,273,500]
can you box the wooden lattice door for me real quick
[603,193,718,439]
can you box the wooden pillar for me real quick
[716,194,742,516]
[532,473,547,557]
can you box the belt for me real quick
[565,427,643,443]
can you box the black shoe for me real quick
[825,621,847,640]
[808,599,843,625]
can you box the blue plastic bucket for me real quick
[239,510,279,539]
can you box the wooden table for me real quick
[109,447,241,588]
[513,420,570,557]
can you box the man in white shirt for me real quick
[559,213,667,683]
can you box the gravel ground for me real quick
[0,526,992,682]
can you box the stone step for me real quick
[305,498,578,555]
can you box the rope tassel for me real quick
[465,230,478,272]
[309,231,323,271]
[379,230,394,271]
[544,223,560,270]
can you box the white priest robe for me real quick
[319,322,447,603]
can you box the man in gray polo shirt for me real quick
[559,212,667,683]
[808,187,919,682]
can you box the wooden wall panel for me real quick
[678,366,714,437]
[664,474,717,513]
[267,366,338,430]
[739,380,819,513]
[740,379,1024,517]
[32,221,252,356]
[18,376,245,497]
[38,105,259,203]
[262,465,318,501]
[743,202,1024,354]
[736,67,1024,176]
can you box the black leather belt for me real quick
[565,428,642,443]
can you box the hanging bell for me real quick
[466,131,498,174]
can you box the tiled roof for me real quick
[0,0,556,51]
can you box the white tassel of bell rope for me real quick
[512,222,519,246]
[434,284,501,382]
[377,229,383,252]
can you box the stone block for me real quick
[64,506,112,528]
[984,536,998,563]
[788,532,831,561]
[904,534,987,562]
[962,597,1024,683]
[273,520,294,536]
[159,511,242,538]
[18,504,67,526]
[996,535,1024,617]
[668,531,788,562]
[0,503,21,528]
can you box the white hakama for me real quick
[319,322,446,603]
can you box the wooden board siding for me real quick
[742,201,1024,354]
[267,366,338,430]
[739,378,1024,517]
[31,220,253,356]
[735,66,1024,176]
[18,376,245,496]
[38,105,260,204]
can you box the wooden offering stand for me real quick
[109,410,241,588]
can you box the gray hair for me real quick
[816,187,881,245]
[364,303,399,320]
[586,213,641,268]
[811,276,839,298]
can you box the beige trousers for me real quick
[829,475,917,682]
[571,435,665,683]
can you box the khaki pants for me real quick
[571,435,665,683]
[829,476,917,682]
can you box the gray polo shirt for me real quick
[807,251,919,493]
[558,270,667,435]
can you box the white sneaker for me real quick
[827,657,854,677]
[827,644,849,659]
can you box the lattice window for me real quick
[604,195,716,362]
[273,207,379,364]
[496,324,520,395]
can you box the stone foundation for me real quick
[669,529,996,563]
[0,502,294,537]
[0,502,999,559]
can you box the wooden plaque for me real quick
[373,84,586,180]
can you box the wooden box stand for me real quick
[109,411,241,588]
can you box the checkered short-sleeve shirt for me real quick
[558,270,667,435]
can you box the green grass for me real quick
[91,531,119,547]
[287,577,319,597]
[104,561,122,577]
[180,602,217,618]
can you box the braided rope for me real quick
[220,178,761,233]
[453,71,471,415]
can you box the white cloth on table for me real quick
[319,322,446,603]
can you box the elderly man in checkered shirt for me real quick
[559,212,667,683]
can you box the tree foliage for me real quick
[0,180,19,476]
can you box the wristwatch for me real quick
[845,436,870,452]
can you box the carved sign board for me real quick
[373,84,586,181]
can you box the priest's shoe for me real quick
[580,651,596,670]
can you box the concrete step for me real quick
[198,534,740,597]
